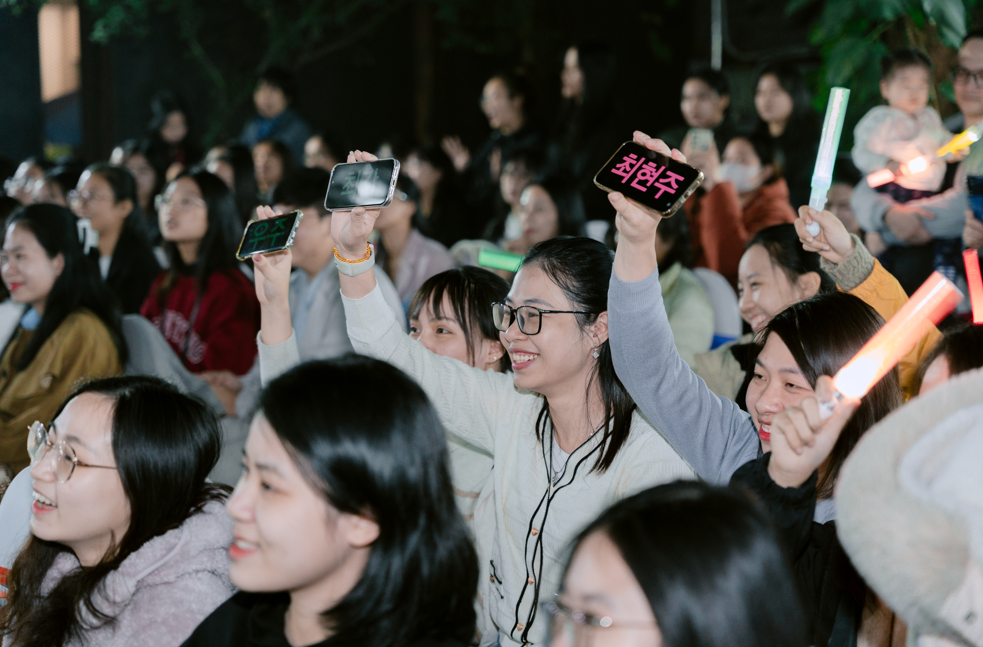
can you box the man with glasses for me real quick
[852,31,983,295]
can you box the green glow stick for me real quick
[807,87,851,236]
[478,248,523,272]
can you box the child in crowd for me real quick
[852,49,961,281]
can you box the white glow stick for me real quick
[806,87,851,236]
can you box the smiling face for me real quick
[745,334,814,450]
[737,244,817,332]
[955,38,983,120]
[880,65,930,115]
[158,176,208,250]
[1,223,64,313]
[29,393,130,567]
[555,531,661,647]
[680,78,728,129]
[226,416,378,603]
[502,263,602,398]
[518,185,560,246]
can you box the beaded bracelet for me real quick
[333,243,373,264]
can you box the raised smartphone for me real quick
[236,210,303,261]
[593,141,704,217]
[323,159,400,211]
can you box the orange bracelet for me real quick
[333,243,373,264]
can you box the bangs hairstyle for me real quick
[565,481,808,647]
[757,292,904,499]
[408,266,512,372]
[745,224,837,294]
[156,170,241,307]
[522,236,636,472]
[916,323,983,391]
[0,375,226,647]
[2,204,127,370]
[257,358,478,647]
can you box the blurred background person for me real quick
[206,144,259,227]
[251,139,292,202]
[4,157,53,205]
[503,175,587,255]
[239,67,312,165]
[145,90,202,182]
[659,66,736,153]
[403,142,471,247]
[31,165,81,208]
[110,138,166,239]
[303,132,344,171]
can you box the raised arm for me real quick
[608,132,759,485]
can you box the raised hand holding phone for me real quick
[249,205,294,346]
[794,206,855,266]
[766,376,859,489]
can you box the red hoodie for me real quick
[685,179,797,288]
[140,269,259,375]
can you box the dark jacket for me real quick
[731,454,866,647]
[99,225,161,315]
[239,107,313,165]
[181,592,470,647]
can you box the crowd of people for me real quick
[0,34,981,647]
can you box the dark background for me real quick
[0,0,817,165]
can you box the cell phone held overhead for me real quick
[323,158,400,211]
[236,210,303,261]
[593,141,704,217]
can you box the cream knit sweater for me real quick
[258,283,696,647]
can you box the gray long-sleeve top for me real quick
[608,264,840,522]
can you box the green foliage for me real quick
[787,0,969,150]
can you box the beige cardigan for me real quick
[257,283,696,647]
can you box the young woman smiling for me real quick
[249,149,695,647]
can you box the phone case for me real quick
[593,142,704,218]
[235,211,304,261]
[324,159,401,211]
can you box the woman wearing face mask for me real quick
[608,133,909,647]
[181,357,479,647]
[71,164,161,314]
[503,176,587,256]
[682,133,797,287]
[0,376,234,647]
[140,170,259,375]
[250,149,696,646]
[374,176,455,309]
[550,481,808,647]
[0,205,126,482]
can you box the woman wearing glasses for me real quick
[0,375,235,647]
[547,481,807,647]
[139,170,259,375]
[250,149,695,647]
[70,163,161,315]
[0,205,125,484]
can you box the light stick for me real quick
[866,123,983,188]
[819,271,963,418]
[964,249,983,324]
[936,121,983,157]
[478,248,523,273]
[807,87,851,236]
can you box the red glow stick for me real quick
[819,272,963,418]
[964,249,983,324]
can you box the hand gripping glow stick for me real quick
[867,122,983,188]
[818,271,963,419]
[478,248,523,273]
[964,249,983,324]
[936,121,983,157]
[807,87,851,236]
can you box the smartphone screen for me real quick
[968,175,983,223]
[687,128,714,152]
[594,141,704,217]
[236,210,303,261]
[324,159,399,211]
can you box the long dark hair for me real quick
[522,236,635,472]
[745,224,837,294]
[555,41,617,146]
[0,376,227,647]
[84,162,151,242]
[212,144,259,227]
[565,481,808,647]
[753,63,819,145]
[408,266,512,372]
[760,292,904,499]
[916,323,983,390]
[532,176,587,238]
[154,170,241,308]
[257,357,478,647]
[3,204,128,370]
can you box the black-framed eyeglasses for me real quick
[491,302,591,336]
[952,65,983,88]
[541,599,658,647]
[27,421,117,484]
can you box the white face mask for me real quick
[718,162,763,193]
